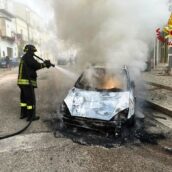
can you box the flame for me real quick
[99,76,123,89]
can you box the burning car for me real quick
[60,66,136,136]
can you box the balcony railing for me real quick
[0,30,16,42]
[1,35,15,42]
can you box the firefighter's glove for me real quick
[44,60,51,68]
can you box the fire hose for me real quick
[34,54,55,67]
[0,55,55,140]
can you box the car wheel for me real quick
[126,115,135,127]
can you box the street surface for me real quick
[0,67,172,172]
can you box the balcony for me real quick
[0,30,16,42]
[1,35,15,42]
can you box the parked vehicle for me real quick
[0,58,7,68]
[58,59,68,65]
[10,58,20,67]
[0,57,20,68]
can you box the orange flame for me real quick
[99,76,123,89]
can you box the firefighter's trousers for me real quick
[19,85,36,118]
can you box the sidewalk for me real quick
[141,72,172,117]
[143,72,172,90]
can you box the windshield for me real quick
[75,68,129,92]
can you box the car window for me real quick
[75,68,128,92]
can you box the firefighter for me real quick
[17,44,52,121]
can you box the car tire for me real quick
[126,115,135,127]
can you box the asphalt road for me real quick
[0,68,172,172]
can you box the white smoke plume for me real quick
[53,0,169,76]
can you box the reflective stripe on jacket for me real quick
[17,79,37,87]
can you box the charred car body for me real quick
[60,66,136,136]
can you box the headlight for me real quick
[60,102,67,113]
[118,108,129,120]
[60,102,71,117]
[111,108,129,121]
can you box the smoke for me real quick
[53,0,169,76]
[13,0,54,22]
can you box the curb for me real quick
[146,82,172,91]
[137,97,172,118]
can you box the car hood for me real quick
[64,88,130,121]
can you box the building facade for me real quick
[153,1,172,68]
[0,8,18,58]
[0,0,54,62]
[154,31,168,67]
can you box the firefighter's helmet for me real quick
[24,44,37,53]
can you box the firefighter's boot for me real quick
[31,116,40,121]
[20,107,28,119]
[27,114,40,121]
[27,108,40,121]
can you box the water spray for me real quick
[54,65,77,79]
[34,54,77,79]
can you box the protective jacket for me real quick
[17,53,45,87]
